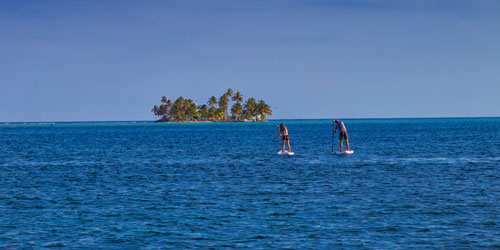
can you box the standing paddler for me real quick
[276,123,292,153]
[332,119,350,152]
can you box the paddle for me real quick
[331,132,334,154]
[331,121,335,154]
[276,125,279,153]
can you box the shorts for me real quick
[282,135,290,141]
[339,131,348,142]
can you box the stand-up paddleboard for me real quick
[333,150,354,155]
[278,150,295,156]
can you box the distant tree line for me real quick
[151,89,272,122]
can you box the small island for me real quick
[151,89,272,122]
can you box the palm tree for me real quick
[230,102,243,121]
[184,99,194,120]
[244,98,257,121]
[166,100,172,114]
[170,96,185,121]
[232,91,243,104]
[208,96,218,108]
[215,107,225,121]
[153,96,171,120]
[219,93,229,120]
[256,100,272,121]
[208,107,216,121]
[188,102,198,120]
[158,104,167,117]
[244,109,253,121]
[154,96,172,120]
[244,97,257,115]
[151,105,159,119]
[198,104,208,120]
[161,96,168,104]
[226,88,234,98]
[225,89,234,120]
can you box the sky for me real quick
[1,0,499,122]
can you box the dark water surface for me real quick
[1,118,499,249]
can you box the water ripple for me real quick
[1,120,499,248]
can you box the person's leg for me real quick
[287,139,291,152]
[282,139,285,152]
[339,133,344,152]
[345,133,350,151]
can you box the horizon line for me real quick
[1,115,500,124]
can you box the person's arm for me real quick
[276,126,281,140]
[333,124,337,134]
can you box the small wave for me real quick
[268,212,296,216]
[374,226,399,232]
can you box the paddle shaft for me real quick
[276,126,279,152]
[331,122,335,153]
[331,130,334,153]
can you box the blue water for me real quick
[1,118,499,249]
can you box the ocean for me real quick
[1,118,499,249]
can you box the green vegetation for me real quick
[151,89,272,122]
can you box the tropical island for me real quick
[151,89,272,122]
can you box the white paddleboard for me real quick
[334,150,354,155]
[277,150,295,156]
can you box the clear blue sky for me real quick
[1,0,499,122]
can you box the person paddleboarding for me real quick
[276,123,292,154]
[333,119,350,153]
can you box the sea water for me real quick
[1,118,499,249]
